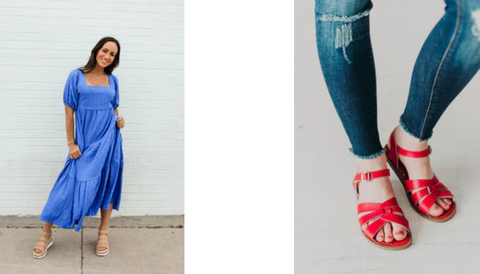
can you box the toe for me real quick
[444,198,453,205]
[391,223,407,241]
[436,198,450,211]
[375,227,385,242]
[384,223,393,243]
[33,248,42,254]
[428,203,444,217]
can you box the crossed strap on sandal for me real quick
[385,130,456,222]
[353,169,412,250]
[96,230,109,256]
[406,175,454,216]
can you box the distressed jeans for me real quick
[316,0,480,158]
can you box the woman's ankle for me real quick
[394,125,434,179]
[356,153,388,172]
[395,125,429,151]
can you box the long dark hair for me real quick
[80,37,121,75]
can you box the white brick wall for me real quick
[0,0,184,216]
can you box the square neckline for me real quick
[79,69,112,87]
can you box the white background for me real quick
[0,0,184,217]
[185,0,293,273]
[297,1,480,273]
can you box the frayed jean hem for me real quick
[349,148,385,159]
[399,116,433,142]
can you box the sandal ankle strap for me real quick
[352,169,390,197]
[353,169,390,182]
[397,145,432,158]
[388,130,432,161]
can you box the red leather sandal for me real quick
[353,169,412,250]
[385,130,456,222]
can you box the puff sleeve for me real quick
[63,69,80,111]
[112,74,120,109]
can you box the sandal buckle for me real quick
[361,172,371,182]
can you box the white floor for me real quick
[295,1,480,273]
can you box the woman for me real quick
[316,0,480,249]
[33,37,126,258]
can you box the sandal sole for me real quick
[96,249,109,257]
[385,145,456,223]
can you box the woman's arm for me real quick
[65,105,82,159]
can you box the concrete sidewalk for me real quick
[0,216,184,274]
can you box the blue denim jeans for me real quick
[315,0,480,158]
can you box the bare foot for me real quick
[357,154,408,242]
[394,126,452,216]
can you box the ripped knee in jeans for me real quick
[317,9,371,64]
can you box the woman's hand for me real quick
[69,143,82,160]
[116,116,125,129]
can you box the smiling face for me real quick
[96,41,118,68]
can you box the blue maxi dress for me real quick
[40,69,124,232]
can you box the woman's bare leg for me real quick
[98,203,114,252]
